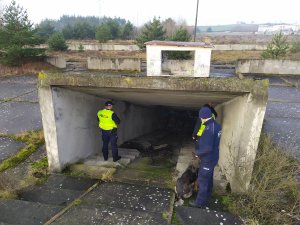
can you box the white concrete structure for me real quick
[146,41,213,77]
[236,59,300,76]
[87,57,141,71]
[46,56,66,69]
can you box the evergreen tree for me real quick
[121,21,134,40]
[262,32,289,59]
[36,21,55,41]
[106,18,121,39]
[0,0,45,66]
[48,32,68,51]
[167,27,192,60]
[136,17,166,49]
[62,24,74,39]
[95,23,112,42]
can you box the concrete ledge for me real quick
[38,73,268,101]
[236,59,300,76]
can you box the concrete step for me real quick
[0,199,63,225]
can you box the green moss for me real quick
[125,157,176,189]
[72,199,82,206]
[162,211,169,220]
[0,130,45,172]
[0,143,38,172]
[31,156,48,172]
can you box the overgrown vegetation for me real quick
[290,41,300,53]
[0,130,45,172]
[0,0,45,66]
[261,32,289,59]
[0,130,46,198]
[225,134,300,225]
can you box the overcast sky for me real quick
[1,0,300,26]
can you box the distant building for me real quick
[257,24,300,35]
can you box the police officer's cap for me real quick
[199,107,212,119]
[105,101,114,106]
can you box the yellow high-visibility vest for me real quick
[197,114,215,136]
[97,109,117,130]
[197,122,206,136]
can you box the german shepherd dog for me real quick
[175,154,200,206]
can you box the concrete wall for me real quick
[88,57,141,71]
[236,59,300,75]
[46,57,66,69]
[214,44,267,51]
[146,45,211,77]
[162,60,194,76]
[68,43,139,51]
[39,87,162,172]
[216,94,267,192]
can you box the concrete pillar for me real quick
[194,48,211,77]
[39,87,61,171]
[146,45,162,76]
[216,94,267,192]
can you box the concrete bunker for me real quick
[146,41,212,77]
[38,73,268,192]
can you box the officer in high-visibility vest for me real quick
[97,101,121,162]
[190,107,222,208]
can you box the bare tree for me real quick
[162,18,177,38]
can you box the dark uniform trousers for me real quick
[102,129,118,161]
[195,162,216,206]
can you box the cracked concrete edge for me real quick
[37,72,269,100]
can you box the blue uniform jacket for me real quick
[195,119,221,166]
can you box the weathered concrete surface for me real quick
[19,187,82,206]
[88,57,141,71]
[0,137,25,162]
[0,102,42,134]
[46,56,66,69]
[42,174,97,191]
[53,182,173,224]
[0,75,41,134]
[175,206,242,225]
[38,73,268,192]
[0,199,63,225]
[55,205,166,225]
[236,59,300,76]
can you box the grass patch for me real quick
[0,62,58,76]
[0,130,45,172]
[224,134,300,225]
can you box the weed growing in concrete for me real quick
[171,207,183,225]
[226,134,300,225]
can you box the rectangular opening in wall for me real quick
[161,50,195,76]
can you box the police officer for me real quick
[97,101,121,162]
[192,103,217,139]
[190,107,222,208]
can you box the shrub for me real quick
[47,32,68,51]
